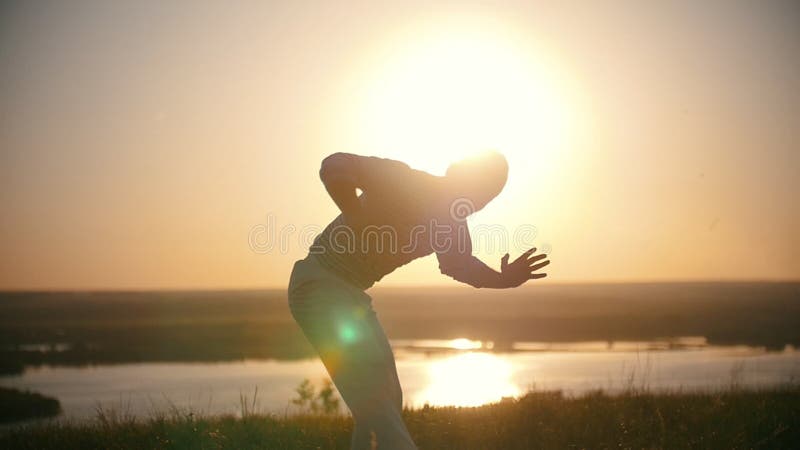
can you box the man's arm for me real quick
[436,223,549,288]
[319,153,362,219]
[439,254,507,288]
[318,152,411,221]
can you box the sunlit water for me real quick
[2,338,798,421]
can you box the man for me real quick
[288,151,549,449]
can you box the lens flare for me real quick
[338,323,359,344]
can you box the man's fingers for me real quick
[530,273,547,279]
[513,248,536,264]
[529,260,550,272]
[526,254,547,265]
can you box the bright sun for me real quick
[349,21,572,177]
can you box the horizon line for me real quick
[1,278,799,294]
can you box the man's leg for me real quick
[290,283,416,450]
[336,303,414,450]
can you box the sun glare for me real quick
[416,352,521,407]
[351,22,572,177]
[449,337,482,350]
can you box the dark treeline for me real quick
[1,282,798,375]
[0,387,61,423]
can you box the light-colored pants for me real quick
[288,256,417,450]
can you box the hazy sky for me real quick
[1,0,798,290]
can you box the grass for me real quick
[1,387,798,449]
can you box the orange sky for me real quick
[1,1,798,290]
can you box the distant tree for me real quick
[291,378,340,414]
[318,379,340,414]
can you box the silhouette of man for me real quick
[288,151,549,449]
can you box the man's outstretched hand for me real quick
[500,248,549,288]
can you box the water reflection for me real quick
[415,352,519,407]
[391,338,489,351]
[1,339,798,420]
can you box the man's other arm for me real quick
[436,223,549,289]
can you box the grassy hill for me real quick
[2,387,798,449]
